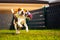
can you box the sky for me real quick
[38,0,60,3]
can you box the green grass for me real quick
[0,30,60,40]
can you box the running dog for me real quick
[11,8,31,34]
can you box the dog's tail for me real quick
[11,9,14,13]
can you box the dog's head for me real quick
[17,8,26,16]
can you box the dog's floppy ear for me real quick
[18,8,21,11]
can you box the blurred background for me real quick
[0,0,60,29]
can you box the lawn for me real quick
[0,30,60,40]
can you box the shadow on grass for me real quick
[0,32,16,35]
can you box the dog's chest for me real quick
[18,19,25,24]
[18,16,26,24]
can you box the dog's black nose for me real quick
[21,11,24,15]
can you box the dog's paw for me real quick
[16,31,20,34]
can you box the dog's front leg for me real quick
[13,20,20,34]
[24,23,28,32]
[13,20,17,30]
[14,23,18,33]
[14,23,20,34]
[18,18,23,27]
